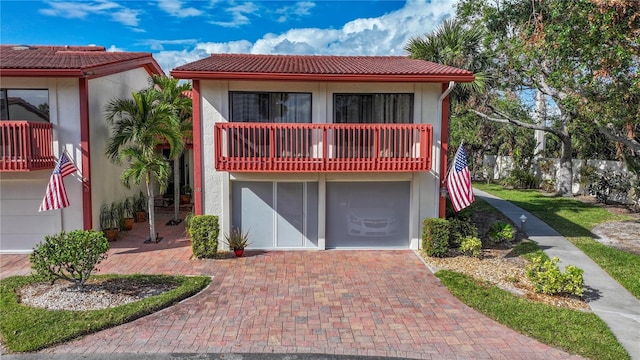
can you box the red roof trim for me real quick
[170,70,475,83]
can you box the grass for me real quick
[436,270,628,360]
[474,183,640,298]
[0,274,211,353]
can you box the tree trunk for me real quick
[147,173,157,242]
[173,155,180,223]
[556,133,573,196]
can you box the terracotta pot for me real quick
[180,194,191,204]
[103,228,119,242]
[135,211,147,223]
[233,249,244,257]
[122,218,134,231]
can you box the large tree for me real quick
[149,75,192,225]
[456,0,639,195]
[105,89,184,243]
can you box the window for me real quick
[0,89,50,122]
[334,93,413,124]
[230,92,311,123]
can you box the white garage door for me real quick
[326,182,410,248]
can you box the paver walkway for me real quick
[1,212,580,359]
[475,189,640,360]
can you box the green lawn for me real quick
[436,270,628,360]
[474,183,640,298]
[0,274,211,352]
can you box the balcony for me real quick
[0,121,55,171]
[215,122,433,172]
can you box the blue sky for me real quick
[1,0,458,73]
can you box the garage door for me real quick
[231,181,318,249]
[326,182,410,248]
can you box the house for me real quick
[0,45,165,253]
[171,54,474,250]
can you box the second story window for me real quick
[230,92,311,123]
[334,93,413,124]
[0,89,50,122]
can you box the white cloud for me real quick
[112,8,141,27]
[106,45,125,52]
[40,0,141,27]
[137,39,199,51]
[275,1,315,23]
[158,0,203,17]
[156,0,457,73]
[209,2,258,28]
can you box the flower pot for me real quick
[180,194,191,204]
[135,211,147,223]
[122,218,134,231]
[233,249,245,257]
[103,228,119,242]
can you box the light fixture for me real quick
[520,215,528,232]
[440,186,448,198]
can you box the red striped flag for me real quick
[39,152,77,212]
[446,144,474,212]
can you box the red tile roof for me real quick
[171,54,474,82]
[0,45,164,78]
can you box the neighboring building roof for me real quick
[0,45,164,78]
[171,53,474,82]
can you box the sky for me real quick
[1,0,459,73]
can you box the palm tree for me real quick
[105,89,184,243]
[149,75,193,225]
[405,18,488,104]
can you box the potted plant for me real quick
[100,203,119,242]
[122,197,135,231]
[180,185,192,204]
[133,191,147,223]
[224,227,250,257]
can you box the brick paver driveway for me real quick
[1,213,578,359]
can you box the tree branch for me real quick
[469,108,566,139]
[595,121,640,156]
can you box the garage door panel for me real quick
[326,182,410,248]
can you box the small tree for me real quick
[105,89,183,243]
[29,230,109,289]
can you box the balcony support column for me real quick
[79,77,92,229]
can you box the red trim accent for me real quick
[439,83,450,218]
[0,121,55,171]
[214,122,432,172]
[192,80,203,215]
[79,78,92,230]
[170,71,475,83]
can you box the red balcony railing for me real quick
[0,121,55,171]
[215,122,432,172]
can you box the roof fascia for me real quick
[84,57,165,79]
[0,69,83,77]
[0,57,164,79]
[170,71,475,83]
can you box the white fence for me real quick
[482,155,637,205]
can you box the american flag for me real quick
[39,152,77,212]
[446,144,474,212]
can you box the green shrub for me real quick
[422,218,450,257]
[190,215,219,259]
[445,199,473,220]
[449,218,479,248]
[29,230,109,289]
[487,220,514,243]
[526,256,584,297]
[459,236,482,257]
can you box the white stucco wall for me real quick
[88,68,154,230]
[0,77,84,252]
[197,80,444,250]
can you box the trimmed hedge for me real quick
[190,215,219,259]
[422,218,450,257]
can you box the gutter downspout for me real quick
[438,81,455,218]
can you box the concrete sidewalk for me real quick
[475,188,640,360]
